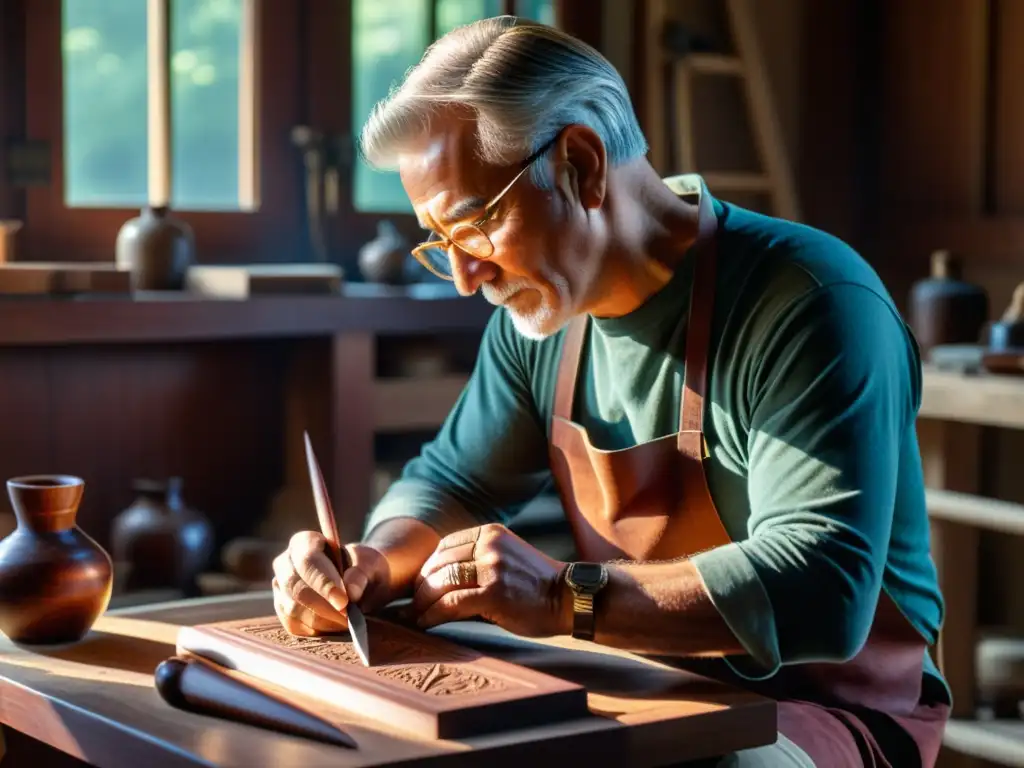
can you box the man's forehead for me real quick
[398,127,495,229]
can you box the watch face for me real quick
[568,562,606,592]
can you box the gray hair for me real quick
[358,15,648,188]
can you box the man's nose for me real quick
[450,246,499,296]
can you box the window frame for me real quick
[22,0,306,262]
[322,0,569,273]
[17,0,596,268]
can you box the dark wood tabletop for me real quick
[0,592,777,767]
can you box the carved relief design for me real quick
[236,621,509,697]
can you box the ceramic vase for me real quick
[908,249,989,358]
[115,205,196,291]
[0,475,113,644]
[358,220,409,284]
[111,477,214,596]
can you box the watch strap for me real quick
[571,591,595,641]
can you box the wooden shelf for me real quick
[0,285,494,347]
[681,53,744,76]
[702,172,773,194]
[373,375,469,432]
[921,365,1024,429]
[943,719,1024,767]
[927,489,1024,535]
[920,365,1024,766]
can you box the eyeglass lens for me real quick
[420,227,493,277]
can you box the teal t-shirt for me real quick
[366,177,948,701]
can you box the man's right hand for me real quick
[271,531,391,637]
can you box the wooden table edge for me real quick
[0,591,778,767]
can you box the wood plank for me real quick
[879,0,989,212]
[921,366,1024,430]
[177,615,589,740]
[0,262,131,294]
[943,719,1024,767]
[992,0,1024,213]
[927,488,1024,536]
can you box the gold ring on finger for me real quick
[452,560,477,587]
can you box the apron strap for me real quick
[552,314,588,422]
[678,186,720,438]
[552,181,721,431]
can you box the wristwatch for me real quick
[564,562,608,641]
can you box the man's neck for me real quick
[585,167,702,319]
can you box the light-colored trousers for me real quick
[714,732,817,766]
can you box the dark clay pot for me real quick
[111,477,213,596]
[0,475,113,645]
[115,205,195,290]
[908,249,989,357]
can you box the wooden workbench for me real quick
[920,365,1024,767]
[0,592,776,767]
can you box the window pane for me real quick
[352,0,557,214]
[62,0,148,208]
[171,0,244,210]
[515,0,556,25]
[436,0,503,37]
[352,0,430,214]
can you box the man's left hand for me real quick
[412,523,571,637]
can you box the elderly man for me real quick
[272,16,950,767]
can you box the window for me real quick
[352,0,556,214]
[19,0,567,262]
[62,0,254,211]
[24,0,298,260]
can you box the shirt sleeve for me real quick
[690,280,922,678]
[363,310,553,539]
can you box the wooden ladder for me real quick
[644,0,801,221]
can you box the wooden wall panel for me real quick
[879,0,989,214]
[798,0,864,249]
[992,0,1024,214]
[0,343,289,554]
[0,0,26,220]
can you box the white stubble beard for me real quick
[481,268,573,342]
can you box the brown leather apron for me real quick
[547,192,950,767]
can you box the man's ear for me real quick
[556,163,578,203]
[559,124,606,209]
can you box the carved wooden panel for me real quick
[177,615,588,740]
